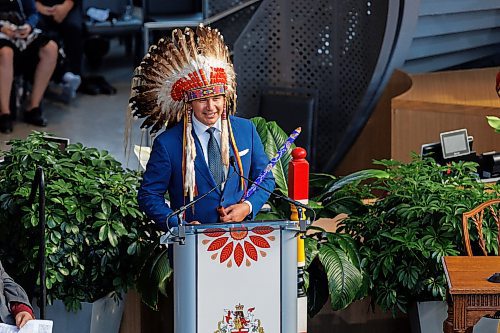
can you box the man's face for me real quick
[191,95,225,126]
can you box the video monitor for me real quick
[421,134,473,163]
[440,129,470,160]
[44,135,70,151]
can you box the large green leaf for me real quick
[152,250,173,297]
[251,117,268,143]
[325,233,362,269]
[137,247,172,310]
[304,236,319,269]
[251,117,296,196]
[309,172,337,190]
[306,259,329,317]
[320,169,389,200]
[318,243,363,310]
[486,116,500,133]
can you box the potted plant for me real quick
[0,132,155,332]
[487,116,500,133]
[336,156,500,331]
[250,117,370,315]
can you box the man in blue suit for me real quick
[132,26,274,230]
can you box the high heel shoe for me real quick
[24,107,47,127]
[0,114,13,134]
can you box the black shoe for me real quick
[0,114,13,133]
[24,107,47,127]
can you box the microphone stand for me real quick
[229,157,311,234]
[165,169,235,245]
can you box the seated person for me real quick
[35,0,82,99]
[0,0,58,133]
[0,261,34,328]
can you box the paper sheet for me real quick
[0,320,52,333]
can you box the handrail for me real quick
[28,166,46,320]
[203,0,261,25]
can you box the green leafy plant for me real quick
[135,238,172,310]
[339,157,500,314]
[0,132,156,311]
[250,117,296,221]
[487,116,500,133]
[304,227,368,316]
[250,117,369,315]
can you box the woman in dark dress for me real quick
[0,0,58,133]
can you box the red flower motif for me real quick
[204,228,226,237]
[207,237,228,251]
[244,241,258,261]
[234,243,244,267]
[220,242,234,263]
[203,226,276,267]
[251,226,274,235]
[249,235,270,248]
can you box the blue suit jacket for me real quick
[138,116,275,230]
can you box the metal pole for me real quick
[30,166,46,319]
[288,148,309,333]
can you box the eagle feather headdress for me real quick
[128,25,243,201]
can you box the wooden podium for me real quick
[161,221,298,333]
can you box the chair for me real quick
[141,0,204,54]
[143,0,203,22]
[258,87,318,169]
[83,0,143,64]
[462,198,500,256]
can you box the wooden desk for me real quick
[442,256,500,333]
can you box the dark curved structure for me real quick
[207,0,500,172]
[209,0,406,172]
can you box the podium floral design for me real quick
[214,303,265,333]
[202,226,275,267]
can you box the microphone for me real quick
[166,168,235,245]
[229,156,312,233]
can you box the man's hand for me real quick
[187,221,200,225]
[15,311,33,328]
[0,24,16,38]
[219,203,250,223]
[35,2,55,16]
[52,0,74,23]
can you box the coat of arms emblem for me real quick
[214,303,265,333]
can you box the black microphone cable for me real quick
[164,168,236,244]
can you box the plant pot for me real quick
[473,316,500,332]
[33,293,125,333]
[409,301,448,333]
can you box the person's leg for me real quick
[0,46,14,115]
[0,43,15,133]
[59,6,83,75]
[27,40,58,110]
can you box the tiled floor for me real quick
[0,44,142,170]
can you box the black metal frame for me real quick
[28,166,46,320]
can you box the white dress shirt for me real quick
[191,114,252,214]
[192,115,223,166]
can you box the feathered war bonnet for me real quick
[128,25,244,201]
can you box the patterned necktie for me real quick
[206,127,225,184]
